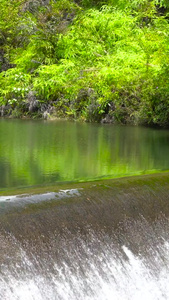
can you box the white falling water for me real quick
[0,227,169,300]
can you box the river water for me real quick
[0,120,169,299]
[0,119,169,190]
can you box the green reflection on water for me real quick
[0,119,169,189]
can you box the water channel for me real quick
[0,119,169,299]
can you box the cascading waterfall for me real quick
[0,174,169,299]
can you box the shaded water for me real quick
[0,119,169,189]
[0,174,169,299]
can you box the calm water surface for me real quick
[0,119,169,189]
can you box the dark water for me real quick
[0,119,169,190]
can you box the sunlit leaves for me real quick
[0,68,31,102]
[0,0,169,125]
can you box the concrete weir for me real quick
[0,173,169,299]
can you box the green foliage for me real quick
[0,68,31,104]
[33,61,75,99]
[0,0,23,41]
[0,0,169,126]
[156,0,169,8]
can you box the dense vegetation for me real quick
[0,0,169,126]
